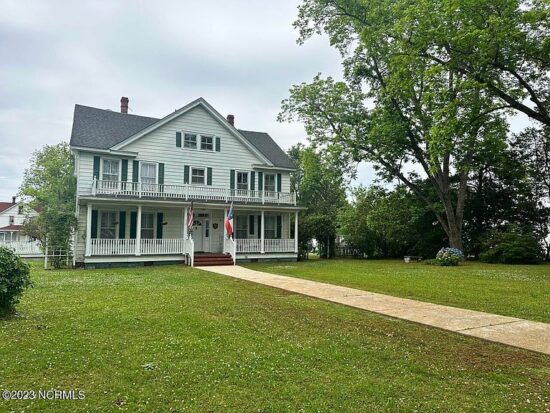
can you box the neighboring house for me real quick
[0,196,39,242]
[70,97,301,267]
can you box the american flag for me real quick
[225,203,234,238]
[187,202,194,235]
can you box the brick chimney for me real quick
[12,196,16,204]
[120,97,129,114]
[227,114,235,126]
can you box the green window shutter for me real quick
[207,167,212,186]
[121,159,128,182]
[156,213,163,239]
[119,211,126,239]
[250,171,255,191]
[93,156,100,179]
[276,215,282,239]
[249,215,255,234]
[215,137,221,152]
[91,210,98,239]
[132,161,139,183]
[158,163,164,192]
[230,170,235,190]
[184,165,190,184]
[258,172,263,190]
[130,212,137,239]
[277,173,282,192]
[176,132,182,148]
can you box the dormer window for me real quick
[184,133,197,149]
[200,136,213,151]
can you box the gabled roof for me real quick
[70,100,295,169]
[70,105,158,149]
[0,202,16,213]
[0,224,23,231]
[238,130,295,169]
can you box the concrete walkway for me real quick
[200,265,550,355]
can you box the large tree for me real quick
[278,0,549,250]
[288,144,347,257]
[19,142,77,261]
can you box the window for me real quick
[205,220,210,238]
[9,216,15,225]
[99,211,116,239]
[236,215,248,239]
[102,159,119,182]
[184,133,197,149]
[141,163,157,189]
[264,216,277,239]
[141,213,154,239]
[264,174,276,192]
[191,168,205,185]
[18,206,23,215]
[237,172,248,190]
[200,136,213,151]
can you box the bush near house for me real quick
[480,228,543,265]
[0,247,32,314]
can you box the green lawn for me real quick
[0,263,548,412]
[244,259,550,323]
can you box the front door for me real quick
[192,219,204,252]
[192,217,211,252]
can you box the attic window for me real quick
[184,133,197,149]
[200,136,213,151]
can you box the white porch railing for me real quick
[141,239,184,255]
[91,179,297,205]
[236,239,262,253]
[0,240,42,256]
[183,238,194,266]
[265,238,295,253]
[223,238,237,264]
[90,239,136,256]
[235,238,295,253]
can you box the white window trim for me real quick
[100,157,121,182]
[236,170,249,191]
[183,132,198,149]
[138,161,159,184]
[99,210,118,239]
[200,135,214,151]
[264,173,276,192]
[180,130,217,153]
[191,167,206,186]
[140,212,156,239]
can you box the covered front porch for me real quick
[79,200,299,266]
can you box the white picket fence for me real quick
[0,241,43,256]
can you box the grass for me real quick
[244,259,550,323]
[0,262,548,412]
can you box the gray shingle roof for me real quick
[70,104,294,168]
[237,130,295,169]
[70,105,158,149]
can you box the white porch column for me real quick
[183,207,188,239]
[135,205,142,256]
[294,211,299,253]
[261,210,265,254]
[85,203,93,256]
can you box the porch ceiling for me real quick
[78,196,305,211]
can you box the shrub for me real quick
[480,228,543,264]
[0,247,32,314]
[430,247,464,266]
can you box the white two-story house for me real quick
[0,196,39,243]
[70,97,300,267]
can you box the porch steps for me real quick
[194,253,234,266]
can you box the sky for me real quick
[0,0,531,202]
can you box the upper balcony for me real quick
[87,178,297,205]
